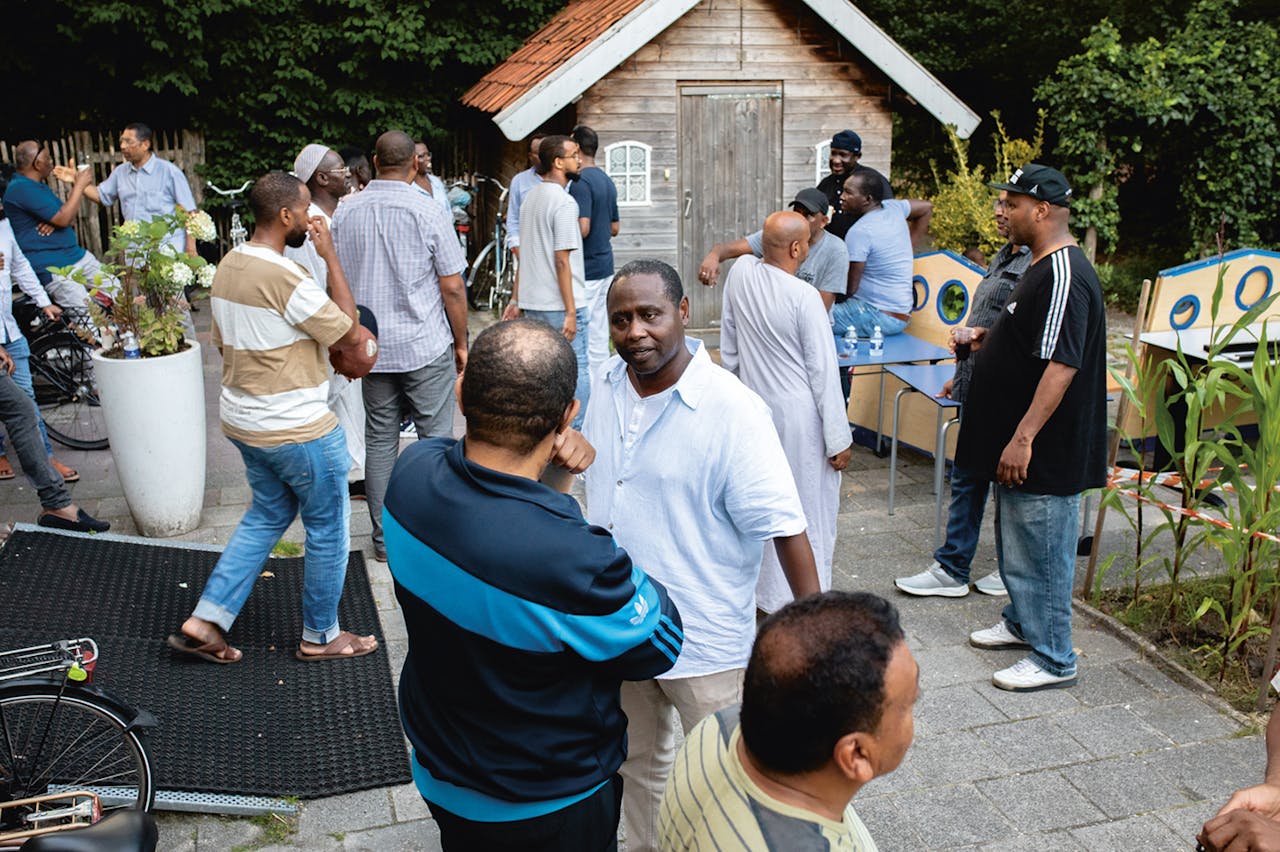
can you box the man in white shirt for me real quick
[504,132,546,257]
[580,259,820,852]
[285,144,365,494]
[412,140,451,219]
[502,134,589,426]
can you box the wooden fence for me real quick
[0,130,206,258]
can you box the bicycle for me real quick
[205,180,252,251]
[11,297,108,452]
[466,175,517,317]
[0,638,156,849]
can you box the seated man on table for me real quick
[830,171,933,339]
[660,591,918,851]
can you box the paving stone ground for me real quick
[0,306,1262,850]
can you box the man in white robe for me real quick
[285,144,367,487]
[720,211,852,613]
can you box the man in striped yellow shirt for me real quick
[659,592,918,851]
[168,170,377,665]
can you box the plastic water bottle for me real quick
[870,325,884,358]
[844,327,859,359]
[122,332,140,360]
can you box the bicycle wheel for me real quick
[492,250,517,318]
[0,686,154,822]
[468,241,498,310]
[28,332,108,451]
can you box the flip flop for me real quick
[166,632,242,664]
[0,457,13,480]
[295,631,378,662]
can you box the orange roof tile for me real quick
[461,0,649,114]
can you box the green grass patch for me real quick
[1094,569,1279,713]
[270,540,303,558]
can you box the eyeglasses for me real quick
[323,167,352,178]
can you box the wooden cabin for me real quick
[461,0,978,329]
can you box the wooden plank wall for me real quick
[575,0,892,277]
[1,130,206,258]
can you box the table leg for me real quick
[936,416,961,549]
[875,370,887,455]
[888,387,913,515]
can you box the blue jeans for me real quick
[524,307,590,428]
[994,486,1080,677]
[934,464,989,582]
[830,297,909,338]
[194,426,351,645]
[0,335,54,457]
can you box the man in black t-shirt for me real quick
[954,164,1106,693]
[815,129,893,239]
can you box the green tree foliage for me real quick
[927,114,1042,260]
[1037,0,1280,256]
[3,0,561,184]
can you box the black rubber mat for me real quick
[0,528,410,798]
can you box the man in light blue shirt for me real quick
[830,171,933,338]
[412,140,451,219]
[504,132,546,255]
[77,123,198,256]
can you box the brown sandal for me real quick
[0,456,13,480]
[166,632,243,664]
[295,631,378,662]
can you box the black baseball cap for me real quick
[989,164,1073,207]
[790,188,830,216]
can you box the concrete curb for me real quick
[1073,594,1258,727]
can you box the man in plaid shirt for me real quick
[332,130,468,562]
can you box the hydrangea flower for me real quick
[197,264,216,288]
[186,210,217,243]
[118,220,141,238]
[167,262,194,287]
[157,243,177,258]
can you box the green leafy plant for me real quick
[56,208,216,358]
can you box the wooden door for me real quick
[678,84,783,330]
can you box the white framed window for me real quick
[815,140,831,185]
[603,141,651,206]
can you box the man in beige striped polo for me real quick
[167,170,378,664]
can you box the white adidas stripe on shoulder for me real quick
[1040,248,1072,358]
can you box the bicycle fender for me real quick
[0,678,159,731]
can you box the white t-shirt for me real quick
[516,181,585,312]
[582,340,807,679]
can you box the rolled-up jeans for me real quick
[193,426,351,644]
[830,296,909,338]
[994,485,1081,678]
[523,307,589,428]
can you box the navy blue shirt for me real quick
[384,438,682,820]
[2,174,86,284]
[568,167,619,280]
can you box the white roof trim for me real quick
[492,0,980,141]
[494,0,701,141]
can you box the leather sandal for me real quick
[166,632,242,664]
[50,458,79,483]
[0,456,13,480]
[295,631,378,662]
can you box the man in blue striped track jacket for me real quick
[384,317,682,852]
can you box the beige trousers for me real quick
[618,669,745,852]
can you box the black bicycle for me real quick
[0,638,156,850]
[11,298,107,452]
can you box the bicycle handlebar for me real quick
[206,180,253,198]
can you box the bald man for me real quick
[720,211,852,616]
[1,140,106,311]
[332,130,468,562]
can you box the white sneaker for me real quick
[973,571,1008,596]
[895,562,969,597]
[993,657,1076,691]
[969,621,1030,649]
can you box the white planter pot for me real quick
[91,342,206,536]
